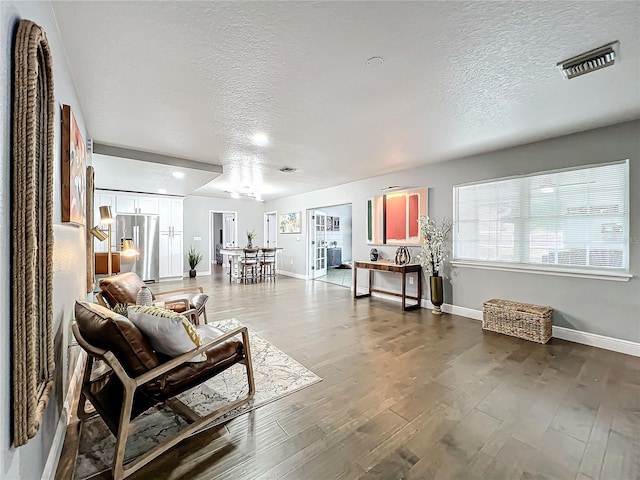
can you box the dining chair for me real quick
[260,248,277,281]
[240,249,259,283]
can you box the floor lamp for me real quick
[89,206,114,275]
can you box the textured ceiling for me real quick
[52,1,640,200]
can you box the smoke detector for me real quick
[557,41,619,80]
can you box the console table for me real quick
[353,261,422,311]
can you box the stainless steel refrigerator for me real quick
[115,214,160,282]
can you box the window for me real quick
[453,160,629,274]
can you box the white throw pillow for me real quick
[127,305,206,362]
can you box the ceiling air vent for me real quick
[279,167,297,173]
[557,41,619,80]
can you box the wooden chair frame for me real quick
[73,323,255,480]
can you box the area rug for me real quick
[74,318,321,479]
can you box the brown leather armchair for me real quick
[73,301,255,480]
[97,272,209,324]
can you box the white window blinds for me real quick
[453,160,629,271]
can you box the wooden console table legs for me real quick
[353,261,422,312]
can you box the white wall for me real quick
[265,121,640,343]
[1,1,89,478]
[182,195,265,274]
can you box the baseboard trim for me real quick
[41,411,68,480]
[551,326,640,357]
[278,270,308,280]
[182,270,211,278]
[354,288,639,357]
[43,347,86,479]
[445,305,640,357]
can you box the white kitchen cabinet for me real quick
[158,198,183,232]
[114,192,159,214]
[159,230,183,278]
[95,190,183,278]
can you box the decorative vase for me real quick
[189,269,197,278]
[430,274,443,315]
[395,246,411,265]
[247,239,253,248]
[370,248,379,261]
[136,285,152,306]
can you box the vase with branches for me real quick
[246,229,256,248]
[416,215,452,314]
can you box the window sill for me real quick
[450,261,632,282]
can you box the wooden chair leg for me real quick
[112,378,136,480]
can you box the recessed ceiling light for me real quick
[251,132,269,147]
[230,192,240,199]
[172,171,185,179]
[279,166,297,173]
[158,188,167,194]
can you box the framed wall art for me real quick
[279,211,302,234]
[366,188,428,245]
[61,104,86,225]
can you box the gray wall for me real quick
[1,1,89,478]
[182,195,265,274]
[266,121,640,343]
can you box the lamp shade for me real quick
[121,239,137,257]
[99,206,114,224]
[89,226,108,242]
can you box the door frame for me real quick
[209,210,238,272]
[306,202,353,280]
[264,211,278,248]
[306,209,328,279]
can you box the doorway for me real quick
[307,203,352,287]
[264,211,277,248]
[210,211,237,269]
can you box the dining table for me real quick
[220,246,284,281]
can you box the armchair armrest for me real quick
[134,327,249,387]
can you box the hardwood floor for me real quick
[57,267,640,480]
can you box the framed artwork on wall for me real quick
[367,188,428,245]
[61,104,86,225]
[279,212,302,234]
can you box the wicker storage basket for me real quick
[482,299,552,344]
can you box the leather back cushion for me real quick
[75,301,159,377]
[99,272,152,307]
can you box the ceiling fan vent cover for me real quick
[557,41,619,80]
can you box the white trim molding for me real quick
[552,326,640,357]
[183,270,211,278]
[451,261,632,282]
[41,413,68,480]
[42,347,86,480]
[448,304,639,357]
[278,270,308,280]
[353,289,640,357]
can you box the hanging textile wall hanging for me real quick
[86,166,95,292]
[11,19,56,447]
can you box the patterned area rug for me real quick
[74,318,321,479]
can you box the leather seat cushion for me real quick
[99,272,148,307]
[75,301,159,377]
[143,325,244,399]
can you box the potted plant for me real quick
[416,215,453,315]
[246,229,256,248]
[187,246,203,278]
